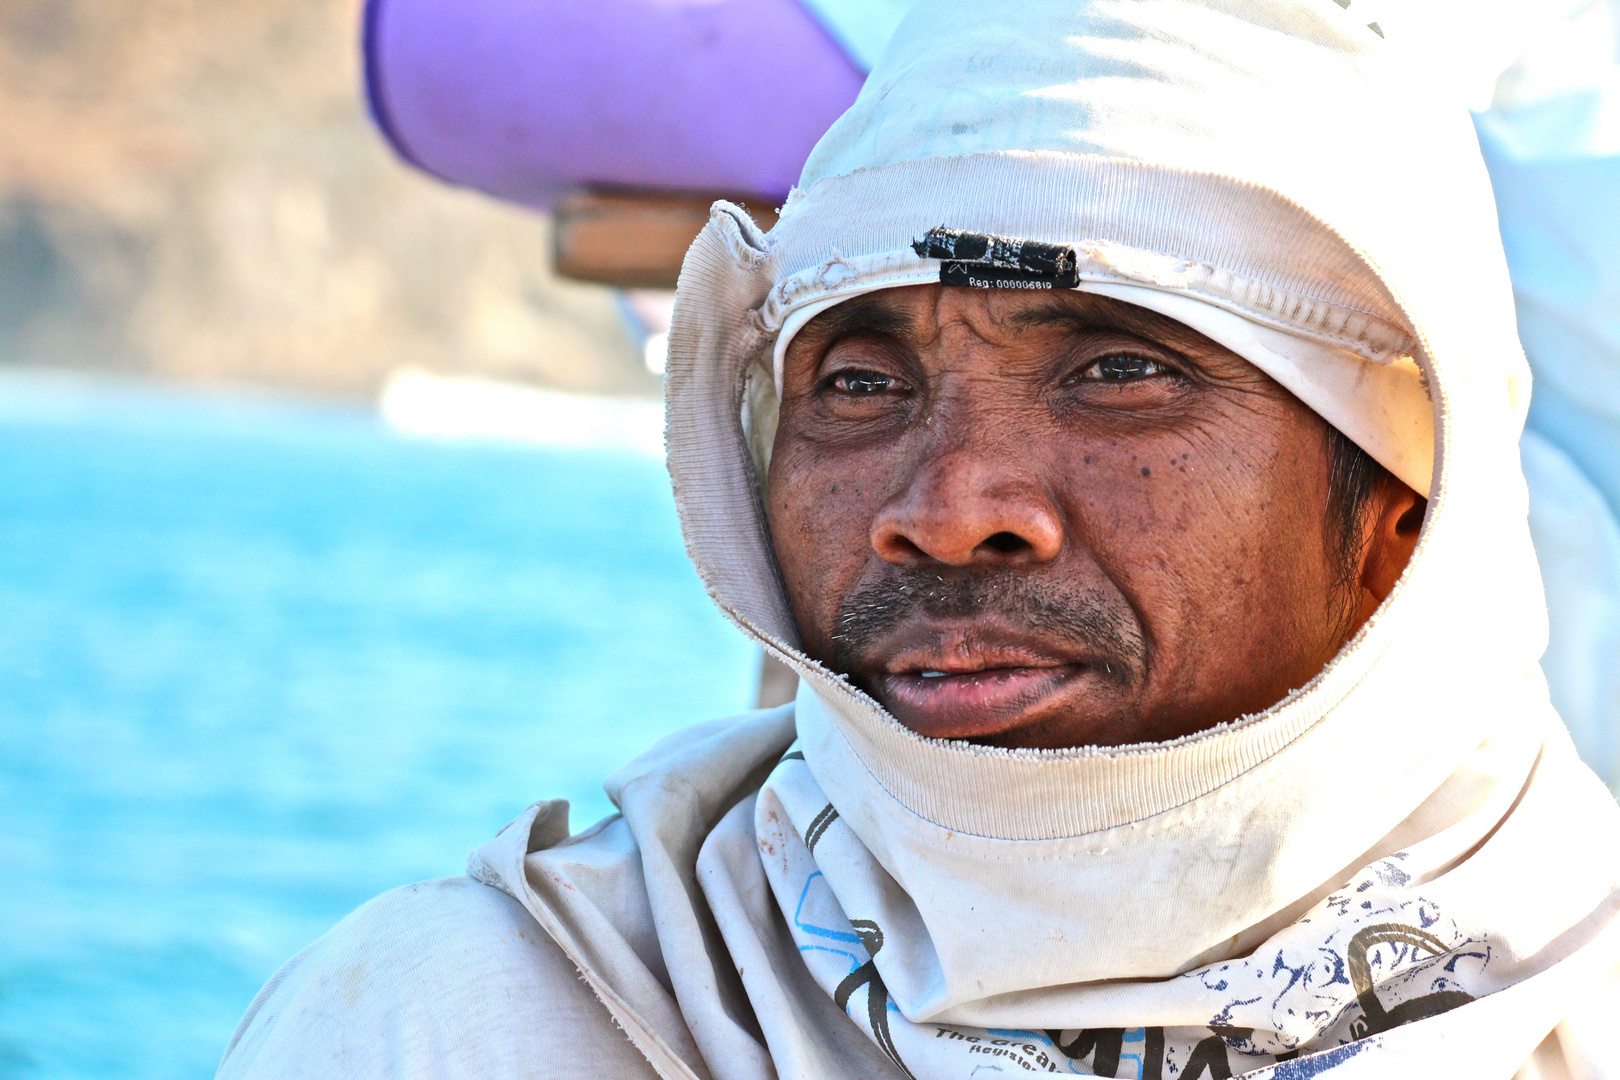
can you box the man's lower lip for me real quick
[873,666,1082,738]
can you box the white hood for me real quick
[654,0,1620,1074]
[669,0,1544,849]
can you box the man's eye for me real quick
[1082,354,1166,382]
[832,371,896,394]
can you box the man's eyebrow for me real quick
[1004,298,1134,334]
[1005,299,1096,329]
[794,295,917,346]
[1007,296,1207,355]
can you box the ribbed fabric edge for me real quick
[665,204,799,647]
[767,152,1416,361]
[795,620,1395,841]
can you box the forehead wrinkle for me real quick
[789,288,1260,390]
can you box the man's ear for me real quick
[1360,481,1426,603]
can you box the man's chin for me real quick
[869,664,1111,745]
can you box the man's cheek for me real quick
[770,480,865,638]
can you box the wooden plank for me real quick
[552,188,778,289]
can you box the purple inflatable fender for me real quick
[363,0,866,209]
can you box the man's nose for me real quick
[870,447,1065,567]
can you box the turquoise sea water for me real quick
[0,370,758,1079]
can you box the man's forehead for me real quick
[788,285,1222,356]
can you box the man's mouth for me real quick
[867,644,1104,740]
[830,573,1146,745]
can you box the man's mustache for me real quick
[829,568,1145,675]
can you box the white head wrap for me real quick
[629,2,1620,1076]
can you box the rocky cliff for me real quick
[0,0,654,397]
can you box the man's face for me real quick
[768,285,1412,749]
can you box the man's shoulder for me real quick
[217,876,658,1080]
